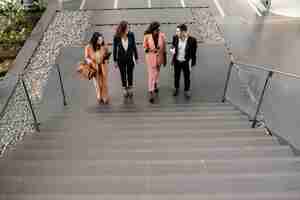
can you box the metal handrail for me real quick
[80,6,209,11]
[233,60,300,80]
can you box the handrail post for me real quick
[252,71,273,128]
[55,64,67,106]
[20,74,40,132]
[222,61,234,102]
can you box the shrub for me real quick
[0,0,44,49]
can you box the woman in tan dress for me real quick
[85,32,110,104]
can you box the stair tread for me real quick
[52,110,242,117]
[51,115,249,120]
[5,146,293,160]
[1,192,300,200]
[31,128,267,138]
[19,136,279,149]
[62,102,233,110]
[40,121,253,131]
[3,157,300,165]
[1,173,300,194]
[0,157,299,176]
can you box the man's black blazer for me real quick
[113,31,138,65]
[171,35,197,66]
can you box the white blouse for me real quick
[121,37,129,51]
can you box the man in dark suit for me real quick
[171,24,197,98]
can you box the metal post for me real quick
[222,61,234,102]
[252,71,273,128]
[21,75,40,132]
[55,64,67,106]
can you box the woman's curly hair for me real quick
[144,21,160,35]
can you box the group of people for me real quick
[83,21,197,104]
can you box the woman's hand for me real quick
[114,62,119,69]
[85,58,92,64]
[170,47,175,55]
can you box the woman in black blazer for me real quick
[113,21,138,98]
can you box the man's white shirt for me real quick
[177,37,187,62]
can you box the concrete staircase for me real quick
[0,102,300,199]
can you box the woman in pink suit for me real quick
[143,21,167,103]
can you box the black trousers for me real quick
[174,60,190,91]
[118,62,134,88]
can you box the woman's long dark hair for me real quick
[115,21,128,38]
[90,32,105,52]
[144,21,160,35]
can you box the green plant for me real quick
[0,27,30,48]
[28,0,47,12]
[0,0,45,77]
[0,0,38,49]
[0,0,25,26]
[0,59,11,78]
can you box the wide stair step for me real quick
[0,173,300,194]
[0,157,299,176]
[28,128,268,140]
[41,121,253,131]
[53,114,249,121]
[53,110,243,117]
[5,146,293,160]
[18,136,279,150]
[60,102,235,113]
[2,193,300,200]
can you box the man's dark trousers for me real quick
[174,60,190,91]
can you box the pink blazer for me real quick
[143,32,166,68]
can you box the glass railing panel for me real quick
[226,63,269,119]
[261,73,300,150]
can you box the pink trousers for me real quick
[147,65,160,92]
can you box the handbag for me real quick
[77,61,97,80]
[163,51,167,66]
[103,51,112,63]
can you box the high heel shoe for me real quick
[127,87,134,98]
[96,92,102,104]
[123,88,129,98]
[102,97,110,104]
[102,99,109,104]
[97,98,103,104]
